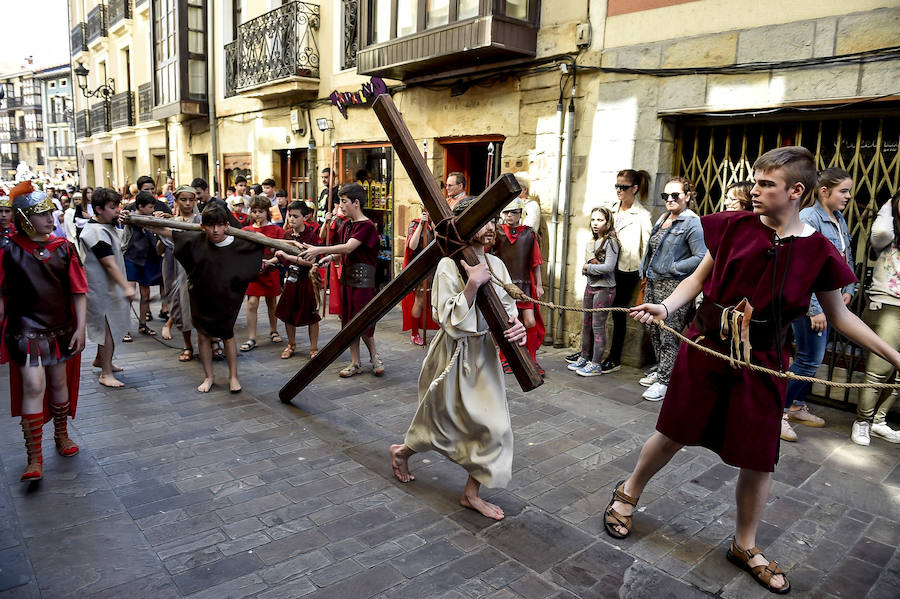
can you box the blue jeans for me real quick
[785,316,829,409]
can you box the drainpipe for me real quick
[207,0,219,194]
[554,83,576,347]
[544,95,565,344]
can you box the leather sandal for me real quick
[604,479,640,539]
[178,348,194,362]
[726,537,791,594]
[240,339,257,352]
[281,344,296,359]
[270,331,283,343]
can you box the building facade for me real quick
[0,69,44,177]
[66,1,900,380]
[36,65,77,175]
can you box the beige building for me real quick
[67,1,900,379]
[0,69,45,177]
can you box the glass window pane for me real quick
[189,31,204,54]
[426,0,448,29]
[188,6,204,30]
[457,0,477,20]
[373,0,391,43]
[189,60,207,97]
[397,0,417,37]
[505,0,528,19]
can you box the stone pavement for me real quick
[0,304,898,599]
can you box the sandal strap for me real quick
[605,505,632,528]
[613,482,639,507]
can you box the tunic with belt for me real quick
[404,254,518,488]
[657,211,855,471]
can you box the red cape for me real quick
[2,234,82,424]
[401,219,438,332]
[493,225,546,363]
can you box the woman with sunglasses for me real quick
[568,169,653,373]
[638,177,707,401]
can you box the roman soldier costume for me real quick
[0,192,14,249]
[401,211,438,344]
[1,181,87,481]
[493,198,546,367]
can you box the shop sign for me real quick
[329,77,388,119]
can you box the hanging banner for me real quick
[329,77,388,119]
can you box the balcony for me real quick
[108,0,132,29]
[48,146,76,158]
[71,22,87,54]
[86,4,108,46]
[137,82,153,122]
[1,156,19,171]
[357,8,539,81]
[110,91,135,129]
[89,102,110,136]
[47,112,71,124]
[224,1,320,100]
[12,128,43,142]
[5,96,22,110]
[75,109,90,139]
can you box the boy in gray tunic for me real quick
[79,188,134,387]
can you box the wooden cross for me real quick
[279,95,544,403]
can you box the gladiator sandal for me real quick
[726,537,791,594]
[50,402,79,457]
[604,479,640,539]
[20,414,44,481]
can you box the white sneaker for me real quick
[871,422,900,443]
[567,356,588,371]
[780,415,797,442]
[851,420,871,446]
[642,382,667,402]
[639,371,658,387]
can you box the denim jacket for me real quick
[800,202,856,316]
[639,208,707,280]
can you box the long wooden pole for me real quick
[322,138,337,316]
[122,214,303,255]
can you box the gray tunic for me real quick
[161,214,201,332]
[79,221,131,344]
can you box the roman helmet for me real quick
[9,180,55,238]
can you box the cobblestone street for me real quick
[1,305,898,599]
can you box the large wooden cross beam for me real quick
[279,95,543,403]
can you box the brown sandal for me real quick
[280,344,296,359]
[604,479,639,539]
[726,537,791,594]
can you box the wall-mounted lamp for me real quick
[73,62,115,100]
[316,118,334,132]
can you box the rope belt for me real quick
[482,263,899,391]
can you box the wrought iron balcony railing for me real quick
[1,157,20,171]
[71,22,87,54]
[224,41,237,98]
[89,102,110,136]
[137,82,153,122]
[226,1,320,94]
[48,146,76,158]
[12,128,43,142]
[75,109,90,139]
[47,112,71,124]
[86,4,108,45]
[110,91,135,129]
[5,96,22,109]
[108,0,132,27]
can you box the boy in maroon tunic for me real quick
[609,147,900,594]
[272,201,321,359]
[300,183,384,377]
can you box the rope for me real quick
[483,264,900,391]
[428,330,490,393]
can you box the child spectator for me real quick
[240,196,285,351]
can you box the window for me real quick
[458,0,477,20]
[232,0,243,42]
[154,0,178,105]
[426,0,448,29]
[397,0,417,37]
[186,0,207,100]
[372,0,391,43]
[50,82,57,89]
[60,79,68,86]
[504,0,529,19]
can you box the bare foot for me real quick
[197,378,214,393]
[460,493,505,520]
[390,444,415,482]
[161,324,172,340]
[229,377,242,393]
[92,360,124,372]
[98,374,125,388]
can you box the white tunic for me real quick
[79,221,131,344]
[404,253,518,488]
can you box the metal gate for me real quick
[675,113,900,408]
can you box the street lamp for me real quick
[73,62,115,100]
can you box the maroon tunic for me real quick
[657,211,855,471]
[275,226,321,327]
[340,219,379,337]
[243,224,284,297]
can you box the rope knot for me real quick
[434,217,468,259]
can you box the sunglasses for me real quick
[614,184,634,191]
[660,192,683,201]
